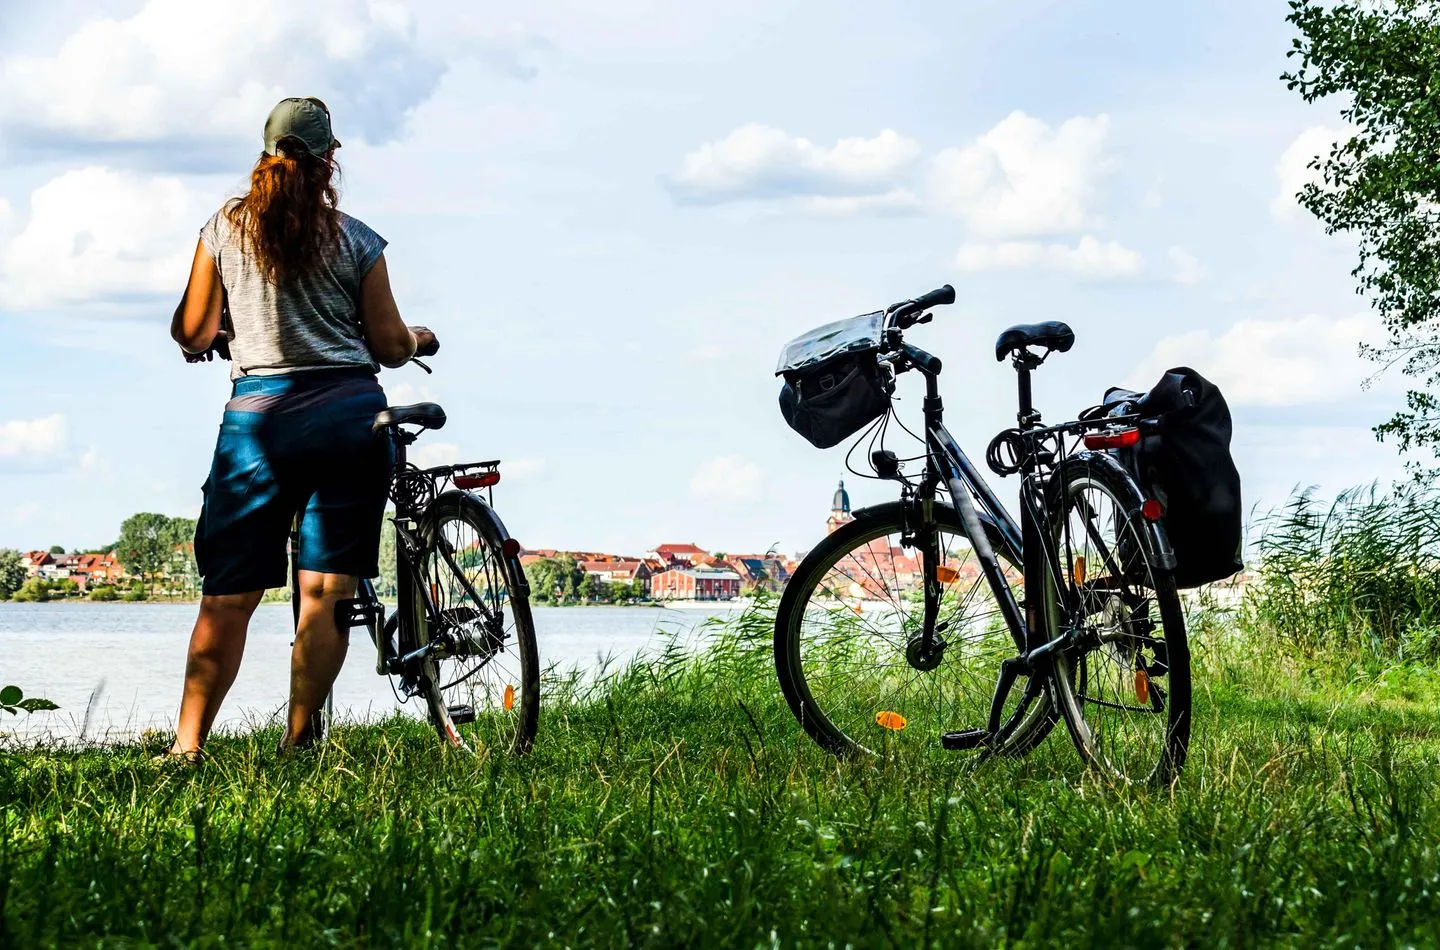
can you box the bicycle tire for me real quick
[1044,457,1191,785]
[408,491,540,754]
[774,501,1054,757]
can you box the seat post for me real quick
[1012,350,1042,429]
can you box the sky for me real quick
[0,0,1406,558]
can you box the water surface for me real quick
[0,602,738,741]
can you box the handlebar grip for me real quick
[902,342,942,375]
[414,336,439,358]
[888,284,957,326]
[913,284,955,310]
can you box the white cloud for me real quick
[0,414,69,465]
[407,445,543,482]
[929,111,1111,237]
[1272,125,1347,222]
[670,124,921,205]
[383,381,438,406]
[689,456,762,504]
[1167,246,1206,285]
[0,0,444,160]
[792,189,922,217]
[955,235,1142,279]
[0,167,204,310]
[504,458,546,480]
[410,441,461,470]
[1127,314,1389,407]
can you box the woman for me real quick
[166,97,436,759]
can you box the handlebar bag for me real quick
[1101,366,1243,589]
[776,312,892,449]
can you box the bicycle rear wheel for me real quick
[411,491,539,754]
[774,501,1052,757]
[1045,460,1191,784]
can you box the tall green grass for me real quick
[1243,483,1440,660]
[4,594,1440,946]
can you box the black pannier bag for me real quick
[776,312,893,449]
[1101,367,1243,589]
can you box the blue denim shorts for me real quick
[194,370,393,595]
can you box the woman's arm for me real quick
[358,253,426,368]
[171,240,224,354]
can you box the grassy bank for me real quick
[4,606,1440,947]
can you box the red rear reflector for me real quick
[454,471,500,490]
[1142,498,1164,521]
[1083,428,1140,451]
[502,538,521,558]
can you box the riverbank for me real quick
[4,606,1440,944]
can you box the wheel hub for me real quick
[905,634,947,671]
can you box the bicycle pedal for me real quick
[941,729,988,751]
[446,704,476,725]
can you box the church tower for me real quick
[826,480,853,534]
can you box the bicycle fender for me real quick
[423,490,532,598]
[1053,452,1177,573]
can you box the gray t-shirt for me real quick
[199,202,388,380]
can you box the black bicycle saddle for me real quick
[994,322,1075,361]
[372,402,447,432]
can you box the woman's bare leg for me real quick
[172,590,264,755]
[283,570,359,747]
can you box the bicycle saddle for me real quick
[994,322,1075,361]
[372,402,447,433]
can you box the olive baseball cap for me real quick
[263,97,341,157]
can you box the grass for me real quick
[4,604,1440,947]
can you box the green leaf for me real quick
[17,697,58,713]
[1120,849,1152,870]
[0,685,21,706]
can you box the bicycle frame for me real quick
[368,428,511,681]
[900,349,1143,743]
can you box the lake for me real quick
[0,602,741,742]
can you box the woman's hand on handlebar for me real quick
[410,326,439,358]
[182,330,231,363]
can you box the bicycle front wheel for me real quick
[413,491,539,754]
[1045,459,1191,785]
[775,501,1052,757]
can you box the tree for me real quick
[0,549,25,600]
[115,513,183,597]
[10,578,50,602]
[1285,1,1440,468]
[523,556,583,604]
[48,544,65,555]
[166,518,199,597]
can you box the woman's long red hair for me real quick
[226,140,340,284]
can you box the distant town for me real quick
[1,480,1249,605]
[0,483,865,604]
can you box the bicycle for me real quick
[285,356,539,753]
[774,285,1191,785]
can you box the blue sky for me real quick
[0,0,1405,557]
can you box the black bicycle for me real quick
[774,286,1191,784]
[293,382,540,753]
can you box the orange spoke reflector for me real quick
[430,582,440,604]
[875,710,907,731]
[1134,669,1150,705]
[1073,555,1087,588]
[935,565,959,584]
[503,684,516,711]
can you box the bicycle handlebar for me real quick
[887,284,955,326]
